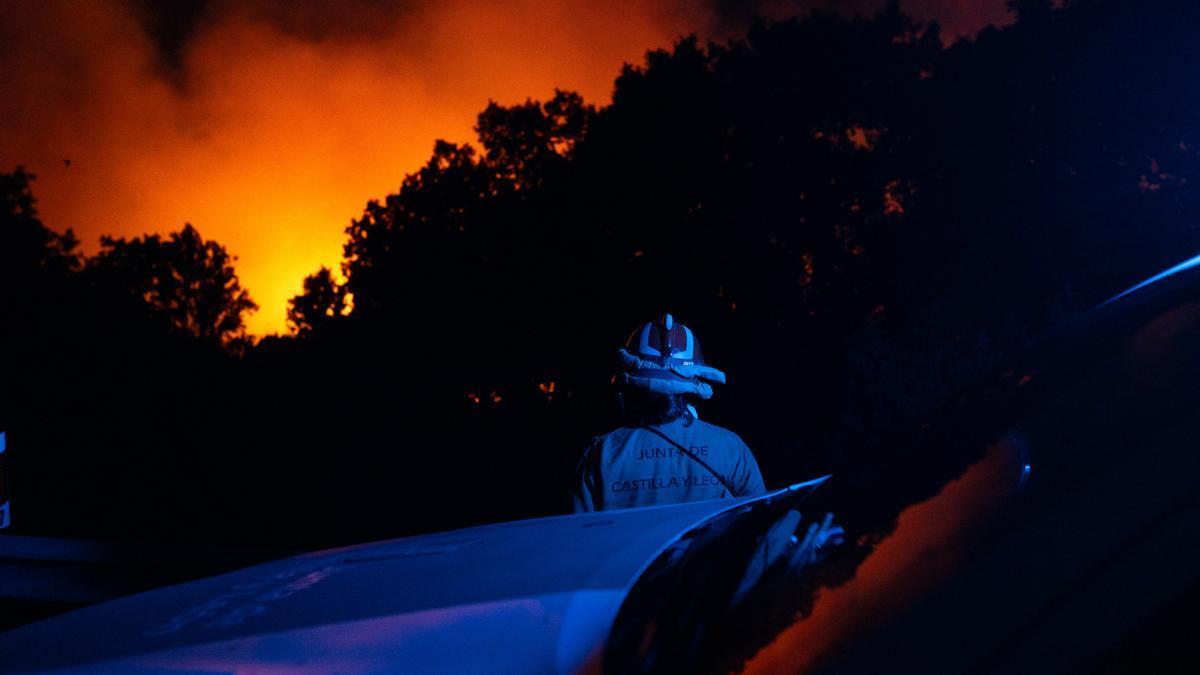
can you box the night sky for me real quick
[0,0,1011,334]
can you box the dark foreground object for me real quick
[0,482,828,673]
[809,256,1200,674]
[0,535,285,631]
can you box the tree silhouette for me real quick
[340,140,491,317]
[287,266,347,335]
[87,224,257,344]
[1007,0,1054,23]
[0,167,79,281]
[476,89,594,190]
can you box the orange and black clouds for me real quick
[1,0,1010,335]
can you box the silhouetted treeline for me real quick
[4,0,1199,553]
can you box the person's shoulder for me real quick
[690,419,749,447]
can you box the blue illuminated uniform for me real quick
[572,417,766,512]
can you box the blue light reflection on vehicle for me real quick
[1,431,9,529]
[1099,252,1200,307]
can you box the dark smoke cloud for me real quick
[131,0,1012,76]
[126,0,208,76]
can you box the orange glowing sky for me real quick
[1,0,1009,335]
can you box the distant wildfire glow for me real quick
[0,0,714,334]
[1,0,1008,334]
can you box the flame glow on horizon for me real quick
[1,0,1009,335]
[2,0,719,334]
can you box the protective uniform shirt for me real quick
[572,417,767,512]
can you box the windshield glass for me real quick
[773,277,1200,674]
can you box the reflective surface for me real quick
[0,495,765,673]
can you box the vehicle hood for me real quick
[0,495,775,674]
